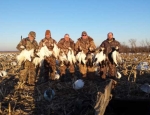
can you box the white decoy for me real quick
[116,71,122,79]
[73,79,84,90]
[0,71,7,77]
[140,83,150,94]
[44,88,55,102]
[11,61,17,66]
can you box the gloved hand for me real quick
[68,47,71,50]
[79,46,82,50]
[43,43,46,46]
[89,47,93,51]
[20,45,25,49]
[116,46,119,50]
[36,49,40,52]
[99,47,104,51]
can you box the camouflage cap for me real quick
[29,31,36,38]
[81,31,87,36]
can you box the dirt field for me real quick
[0,52,150,115]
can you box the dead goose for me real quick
[94,48,106,66]
[58,51,68,66]
[86,53,95,67]
[52,43,60,59]
[67,49,76,65]
[76,51,87,65]
[16,49,34,65]
[111,47,122,66]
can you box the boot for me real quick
[60,74,66,82]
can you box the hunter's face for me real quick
[64,35,69,41]
[28,34,34,41]
[46,34,50,39]
[107,33,113,40]
[82,34,87,39]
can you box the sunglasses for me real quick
[82,35,87,36]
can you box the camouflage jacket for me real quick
[16,37,39,52]
[39,37,57,51]
[75,36,96,54]
[57,38,75,54]
[100,38,121,55]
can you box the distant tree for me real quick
[129,39,137,53]
[121,42,130,53]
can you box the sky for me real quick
[0,0,150,51]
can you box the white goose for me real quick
[16,49,34,65]
[33,45,52,67]
[67,49,76,65]
[58,51,68,66]
[52,43,60,59]
[76,51,87,65]
[94,48,106,66]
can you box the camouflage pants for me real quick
[44,56,56,80]
[87,66,95,79]
[79,64,87,77]
[79,64,96,78]
[19,60,36,85]
[59,64,75,76]
[100,61,116,79]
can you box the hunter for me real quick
[99,32,121,79]
[75,31,96,78]
[57,34,75,80]
[16,31,39,86]
[39,30,57,81]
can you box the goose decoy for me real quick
[140,83,150,94]
[73,79,84,90]
[0,71,7,77]
[44,88,55,102]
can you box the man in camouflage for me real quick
[99,32,121,79]
[75,31,96,78]
[39,30,57,81]
[16,31,39,85]
[57,34,75,79]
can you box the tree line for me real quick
[121,39,150,53]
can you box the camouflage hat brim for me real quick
[29,31,36,38]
